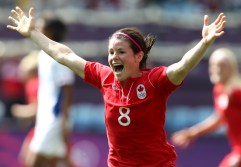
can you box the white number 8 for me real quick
[118,107,131,126]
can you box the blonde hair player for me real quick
[172,48,241,167]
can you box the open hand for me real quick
[171,129,194,148]
[202,13,226,44]
[7,6,35,37]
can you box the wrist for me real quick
[187,127,199,139]
[202,37,215,46]
[29,28,39,39]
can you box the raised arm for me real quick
[171,112,224,148]
[167,13,226,85]
[7,6,86,79]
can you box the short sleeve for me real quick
[84,61,111,89]
[149,66,183,95]
[229,89,241,106]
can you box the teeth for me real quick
[112,63,123,73]
[113,63,122,67]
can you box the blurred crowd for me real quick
[0,0,241,12]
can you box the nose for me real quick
[112,52,120,60]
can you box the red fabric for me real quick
[2,79,24,99]
[213,84,241,166]
[219,150,241,167]
[85,62,181,166]
[25,128,35,141]
[25,77,39,103]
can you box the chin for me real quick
[210,76,220,84]
[210,80,218,85]
[114,74,127,83]
[114,74,122,81]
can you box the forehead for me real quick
[209,57,231,71]
[109,36,130,48]
[210,50,228,63]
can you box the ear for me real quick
[135,51,144,63]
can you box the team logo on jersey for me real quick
[136,84,146,99]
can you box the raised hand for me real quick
[7,6,35,37]
[202,13,226,44]
[171,129,194,148]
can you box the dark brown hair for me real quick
[40,13,67,42]
[110,27,156,69]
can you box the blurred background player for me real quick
[25,12,75,167]
[171,48,241,167]
[10,50,39,167]
[11,50,39,129]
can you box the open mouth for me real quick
[113,63,124,74]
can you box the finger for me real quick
[15,6,25,17]
[217,16,226,27]
[6,25,17,31]
[171,135,183,143]
[204,15,209,26]
[216,20,226,32]
[215,31,225,37]
[29,7,34,18]
[216,15,226,28]
[11,9,20,19]
[216,21,226,33]
[8,16,19,25]
[214,13,224,25]
[174,140,188,148]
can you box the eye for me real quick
[116,49,125,55]
[109,50,114,55]
[119,51,125,54]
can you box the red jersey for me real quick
[213,84,241,154]
[25,77,39,103]
[85,62,181,166]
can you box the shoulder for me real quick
[84,61,112,87]
[142,66,181,92]
[143,66,167,78]
[85,61,111,78]
[86,61,110,71]
[225,76,241,95]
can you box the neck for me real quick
[223,74,241,93]
[118,72,142,87]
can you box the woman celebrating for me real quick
[7,6,226,166]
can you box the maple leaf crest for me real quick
[138,85,144,92]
